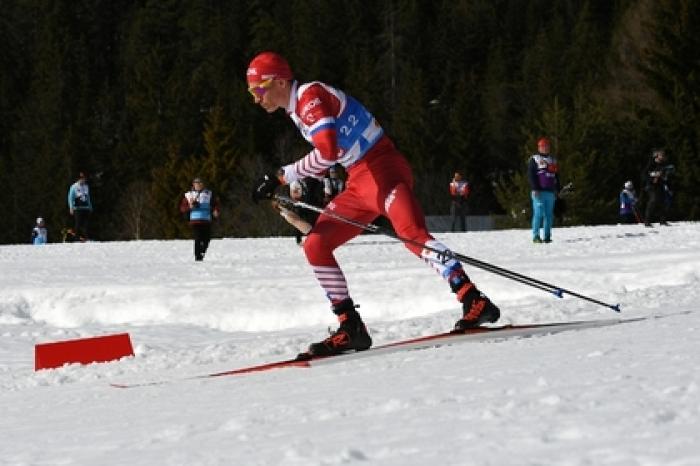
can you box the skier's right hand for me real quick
[252,174,281,203]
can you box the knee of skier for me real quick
[303,231,337,263]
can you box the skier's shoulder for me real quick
[296,81,343,122]
[298,80,340,99]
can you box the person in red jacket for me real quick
[248,51,500,357]
[449,171,471,231]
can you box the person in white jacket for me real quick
[31,217,48,245]
[67,172,92,241]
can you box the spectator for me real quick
[31,217,48,245]
[643,149,673,227]
[323,163,345,205]
[528,137,560,243]
[449,171,471,232]
[67,171,92,241]
[179,177,220,261]
[619,181,639,224]
[275,177,324,245]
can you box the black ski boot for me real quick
[449,269,500,331]
[307,298,372,356]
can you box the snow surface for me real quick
[1,223,699,465]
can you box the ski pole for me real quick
[275,194,621,313]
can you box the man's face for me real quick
[249,78,289,113]
[290,185,303,200]
[654,151,666,162]
[538,142,550,154]
[193,181,203,190]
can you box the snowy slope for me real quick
[1,223,699,465]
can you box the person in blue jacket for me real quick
[180,177,220,261]
[528,138,560,243]
[31,217,48,245]
[619,181,639,224]
[67,172,92,241]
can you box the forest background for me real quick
[0,0,698,244]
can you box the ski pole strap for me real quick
[273,195,621,313]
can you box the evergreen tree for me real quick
[0,0,692,242]
[640,0,700,220]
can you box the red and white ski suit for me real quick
[280,81,462,303]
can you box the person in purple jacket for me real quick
[528,138,560,243]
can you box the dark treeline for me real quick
[1,0,698,244]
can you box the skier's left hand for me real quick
[252,174,281,203]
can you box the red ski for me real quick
[111,317,640,388]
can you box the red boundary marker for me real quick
[35,333,134,371]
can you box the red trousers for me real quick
[303,138,434,268]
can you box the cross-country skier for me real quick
[247,51,500,357]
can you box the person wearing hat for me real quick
[449,171,471,232]
[31,217,48,245]
[642,149,673,227]
[248,51,500,357]
[67,171,93,241]
[619,181,639,224]
[528,137,560,243]
[180,177,220,261]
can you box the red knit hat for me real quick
[537,137,550,147]
[246,52,293,85]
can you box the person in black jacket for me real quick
[322,164,346,206]
[642,149,673,227]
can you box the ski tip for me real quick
[552,289,564,298]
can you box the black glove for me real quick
[251,174,281,203]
